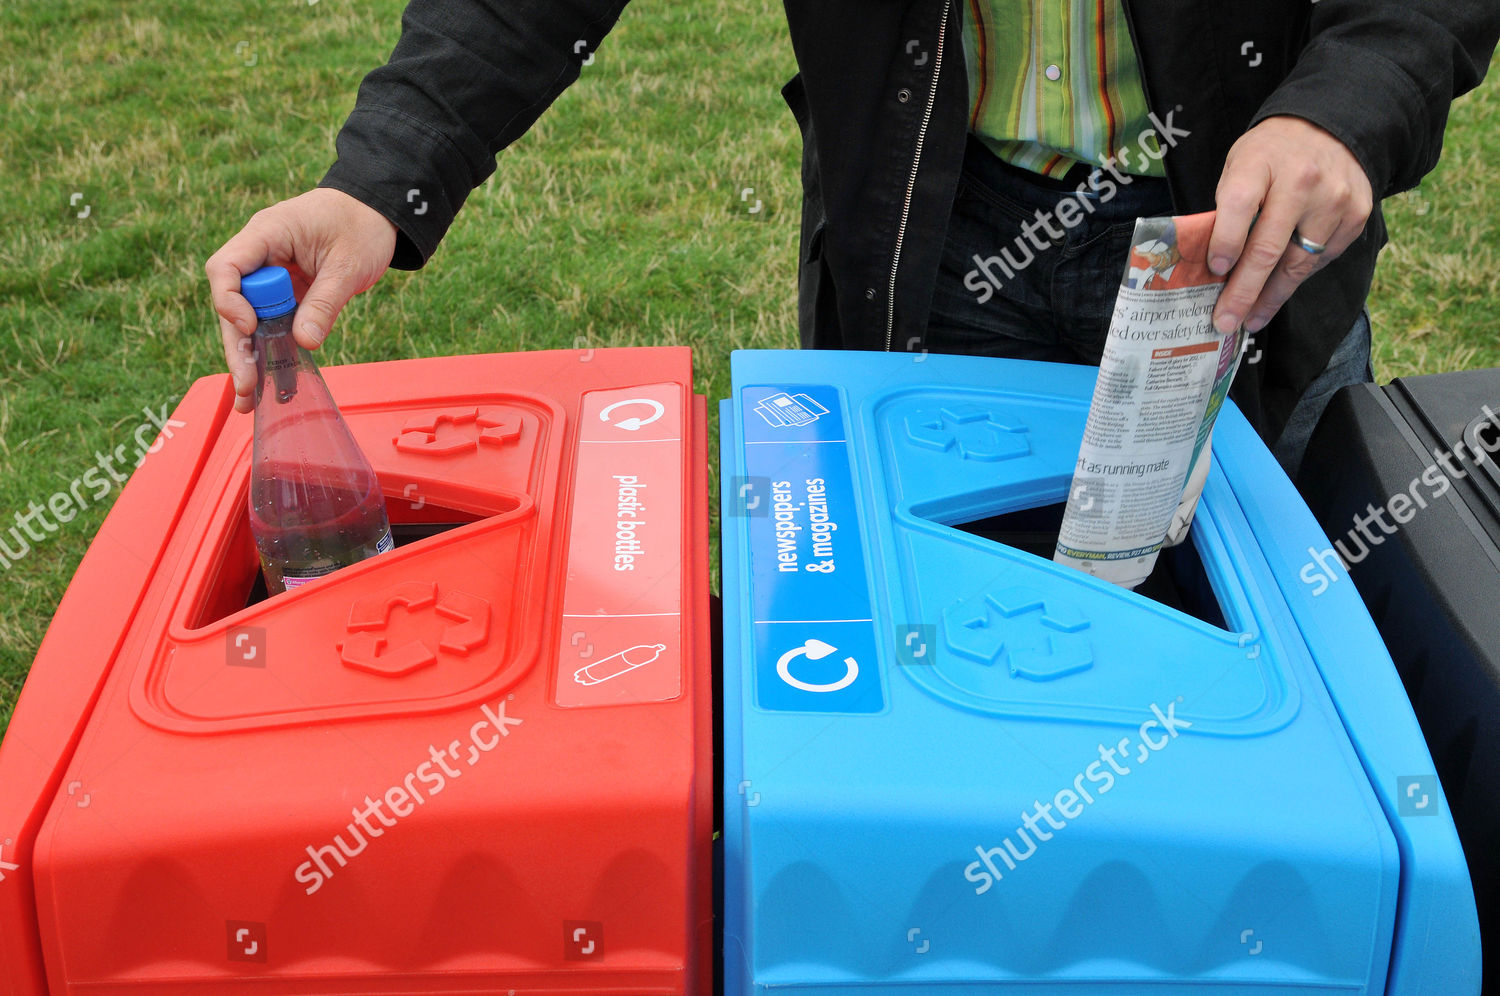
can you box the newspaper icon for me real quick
[754,392,830,428]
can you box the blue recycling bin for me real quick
[719,349,1479,994]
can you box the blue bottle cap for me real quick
[240,266,298,320]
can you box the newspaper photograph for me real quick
[1054,212,1246,589]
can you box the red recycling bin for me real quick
[0,347,713,995]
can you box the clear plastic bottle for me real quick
[240,266,393,595]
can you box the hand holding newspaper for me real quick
[1054,212,1246,589]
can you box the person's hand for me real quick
[1208,116,1373,335]
[206,188,398,413]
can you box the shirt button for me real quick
[865,287,877,300]
[1045,64,1062,81]
[897,88,912,103]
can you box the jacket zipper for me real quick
[885,0,951,351]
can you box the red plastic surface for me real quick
[0,348,712,995]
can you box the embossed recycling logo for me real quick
[942,584,1092,681]
[393,407,522,456]
[341,581,491,677]
[904,403,1030,461]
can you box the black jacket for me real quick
[321,0,1497,444]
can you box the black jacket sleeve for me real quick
[318,0,631,269]
[1250,0,1499,199]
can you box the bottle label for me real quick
[279,530,393,591]
[282,564,341,590]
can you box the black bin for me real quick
[1298,369,1500,975]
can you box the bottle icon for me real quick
[241,266,393,595]
[573,644,667,685]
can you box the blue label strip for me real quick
[741,385,883,714]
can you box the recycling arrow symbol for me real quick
[942,584,1092,681]
[393,407,522,456]
[341,581,491,677]
[904,403,1030,461]
[599,398,665,431]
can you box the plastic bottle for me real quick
[240,266,393,595]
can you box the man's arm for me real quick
[1209,0,1500,334]
[208,0,629,411]
[1254,0,1498,199]
[321,0,632,270]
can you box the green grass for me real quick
[1371,88,1500,374]
[0,0,1495,735]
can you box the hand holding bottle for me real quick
[206,188,398,414]
[240,266,394,595]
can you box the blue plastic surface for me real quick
[720,349,1479,994]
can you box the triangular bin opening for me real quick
[949,500,1229,630]
[193,487,492,628]
[239,512,484,612]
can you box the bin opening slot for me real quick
[193,495,491,627]
[952,501,1229,630]
[240,517,480,610]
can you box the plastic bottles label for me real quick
[553,385,684,708]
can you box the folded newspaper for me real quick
[1053,212,1246,589]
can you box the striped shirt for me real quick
[961,0,1165,178]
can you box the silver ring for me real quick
[1292,230,1327,255]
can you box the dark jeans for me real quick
[926,134,1371,476]
[926,134,1177,363]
